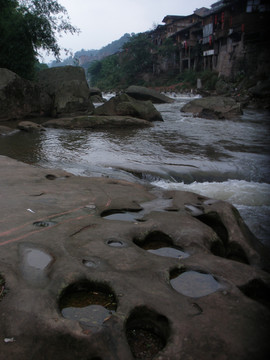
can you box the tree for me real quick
[121,33,155,82]
[88,60,102,85]
[88,55,123,90]
[158,38,176,58]
[0,0,78,79]
[87,33,157,89]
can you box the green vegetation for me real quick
[88,33,218,92]
[173,70,218,90]
[50,33,131,72]
[88,33,157,90]
[0,0,78,79]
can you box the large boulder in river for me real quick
[44,115,153,129]
[89,87,106,103]
[37,66,94,116]
[17,121,46,132]
[181,96,242,119]
[0,68,51,121]
[95,93,163,122]
[126,85,174,104]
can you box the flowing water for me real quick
[0,94,269,246]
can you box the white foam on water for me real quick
[151,179,270,206]
[152,179,270,245]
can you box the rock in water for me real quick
[17,121,46,132]
[37,66,94,116]
[43,115,153,129]
[89,87,106,103]
[126,85,174,103]
[95,93,163,121]
[181,96,243,119]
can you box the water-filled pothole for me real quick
[33,220,57,228]
[82,258,101,268]
[125,307,170,359]
[19,245,54,286]
[24,248,52,269]
[59,280,117,330]
[134,231,189,259]
[170,269,221,298]
[101,198,173,223]
[146,245,188,259]
[106,239,127,248]
[101,209,142,222]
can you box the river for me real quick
[0,94,269,247]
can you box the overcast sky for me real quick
[41,0,215,62]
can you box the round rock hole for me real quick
[59,280,117,330]
[101,209,142,222]
[106,239,126,248]
[45,174,57,180]
[125,306,170,359]
[170,269,221,298]
[134,231,189,259]
[33,220,57,228]
[82,258,101,269]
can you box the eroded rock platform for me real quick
[0,156,269,359]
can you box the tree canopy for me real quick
[0,0,78,78]
[88,33,157,90]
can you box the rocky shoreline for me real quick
[0,155,269,359]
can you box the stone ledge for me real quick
[0,156,269,359]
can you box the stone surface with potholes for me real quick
[0,155,270,360]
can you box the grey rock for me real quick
[0,68,50,121]
[0,156,269,359]
[89,87,106,103]
[17,121,46,132]
[89,87,102,96]
[95,93,163,121]
[181,96,243,119]
[44,115,153,129]
[37,66,94,116]
[249,79,270,98]
[126,85,174,103]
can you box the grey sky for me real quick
[41,0,215,61]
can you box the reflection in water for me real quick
[59,287,117,330]
[19,244,53,286]
[170,270,221,298]
[61,304,115,329]
[0,131,44,164]
[147,247,189,259]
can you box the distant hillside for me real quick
[49,33,131,71]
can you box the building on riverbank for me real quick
[149,0,270,79]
